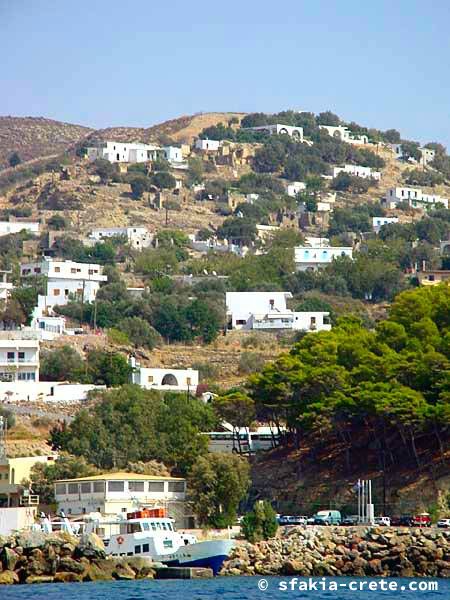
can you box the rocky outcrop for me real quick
[0,531,157,585]
[220,526,450,578]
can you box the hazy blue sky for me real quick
[1,0,450,146]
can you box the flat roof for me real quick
[55,471,185,483]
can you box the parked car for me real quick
[278,515,308,526]
[313,510,341,525]
[412,513,431,527]
[398,515,414,527]
[374,516,391,526]
[290,516,308,526]
[306,517,315,525]
[437,519,450,529]
[341,515,359,526]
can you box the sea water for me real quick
[0,577,447,600]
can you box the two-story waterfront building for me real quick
[54,472,190,526]
[0,330,40,383]
[0,454,56,507]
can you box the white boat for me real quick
[96,513,235,575]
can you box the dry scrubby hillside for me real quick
[0,117,92,168]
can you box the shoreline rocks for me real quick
[0,531,157,585]
[220,526,450,578]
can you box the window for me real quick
[68,483,78,494]
[0,373,14,382]
[143,544,149,553]
[71,268,77,274]
[186,377,192,386]
[53,289,60,296]
[54,267,60,273]
[134,545,141,555]
[64,289,69,296]
[80,482,91,494]
[55,484,66,495]
[168,481,185,493]
[147,376,154,383]
[236,319,246,325]
[93,481,105,493]
[18,352,25,362]
[7,352,14,362]
[108,481,125,492]
[163,540,173,548]
[148,481,164,492]
[34,268,41,274]
[128,481,145,492]
[150,522,156,531]
[18,372,36,381]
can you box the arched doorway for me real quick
[161,373,179,386]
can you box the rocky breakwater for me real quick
[0,530,157,585]
[221,526,450,578]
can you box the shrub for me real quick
[242,500,278,543]
[238,352,265,374]
[107,328,130,346]
[117,317,161,349]
[0,407,16,429]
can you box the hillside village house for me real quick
[194,138,221,152]
[333,164,381,180]
[21,258,107,309]
[384,187,449,210]
[286,181,306,197]
[86,141,160,163]
[0,454,56,507]
[129,357,199,393]
[163,146,183,163]
[388,144,436,166]
[243,123,304,141]
[0,330,40,383]
[319,125,369,145]
[0,270,13,302]
[372,216,399,232]
[294,245,353,271]
[0,221,40,237]
[89,227,153,250]
[54,472,190,526]
[416,270,450,286]
[225,292,331,332]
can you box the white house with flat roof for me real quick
[225,292,330,332]
[294,245,353,271]
[388,144,435,166]
[243,123,304,141]
[333,164,381,180]
[21,258,107,309]
[54,472,188,524]
[0,330,40,383]
[384,187,448,210]
[86,141,160,163]
[195,139,221,152]
[372,216,399,232]
[319,125,368,145]
[0,271,13,302]
[0,221,40,237]
[129,357,198,393]
[89,227,154,250]
[286,181,306,197]
[163,146,183,163]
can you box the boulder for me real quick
[54,572,83,583]
[83,559,116,581]
[75,533,105,559]
[1,547,19,571]
[25,575,55,584]
[17,531,47,550]
[0,570,19,585]
[113,563,136,580]
[58,557,85,574]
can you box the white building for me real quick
[384,187,449,210]
[21,259,107,309]
[304,236,330,247]
[388,144,436,166]
[130,357,198,393]
[294,245,353,271]
[163,146,183,163]
[225,292,330,332]
[319,125,368,145]
[31,315,66,341]
[89,227,153,250]
[0,454,56,507]
[0,271,13,302]
[333,164,381,180]
[54,472,187,524]
[0,330,40,383]
[372,216,399,232]
[86,141,160,163]
[286,181,306,197]
[243,123,304,142]
[195,139,221,152]
[188,235,246,257]
[0,221,40,237]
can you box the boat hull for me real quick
[155,539,235,576]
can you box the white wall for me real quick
[294,246,353,271]
[0,222,40,236]
[226,292,292,329]
[0,382,104,403]
[195,139,220,151]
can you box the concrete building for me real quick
[0,507,38,534]
[0,455,56,507]
[0,330,40,383]
[163,146,183,163]
[86,141,160,163]
[372,216,399,232]
[0,381,104,403]
[384,187,449,210]
[54,472,188,525]
[0,221,40,237]
[243,123,304,141]
[333,164,381,180]
[0,270,13,302]
[416,270,450,286]
[294,245,353,271]
[195,139,220,152]
[319,125,368,145]
[89,227,153,250]
[225,292,330,332]
[286,181,306,197]
[130,357,198,393]
[388,144,436,166]
[21,258,107,309]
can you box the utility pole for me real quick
[0,416,7,460]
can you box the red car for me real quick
[412,513,431,527]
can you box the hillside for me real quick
[0,117,92,169]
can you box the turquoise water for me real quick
[0,578,447,599]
